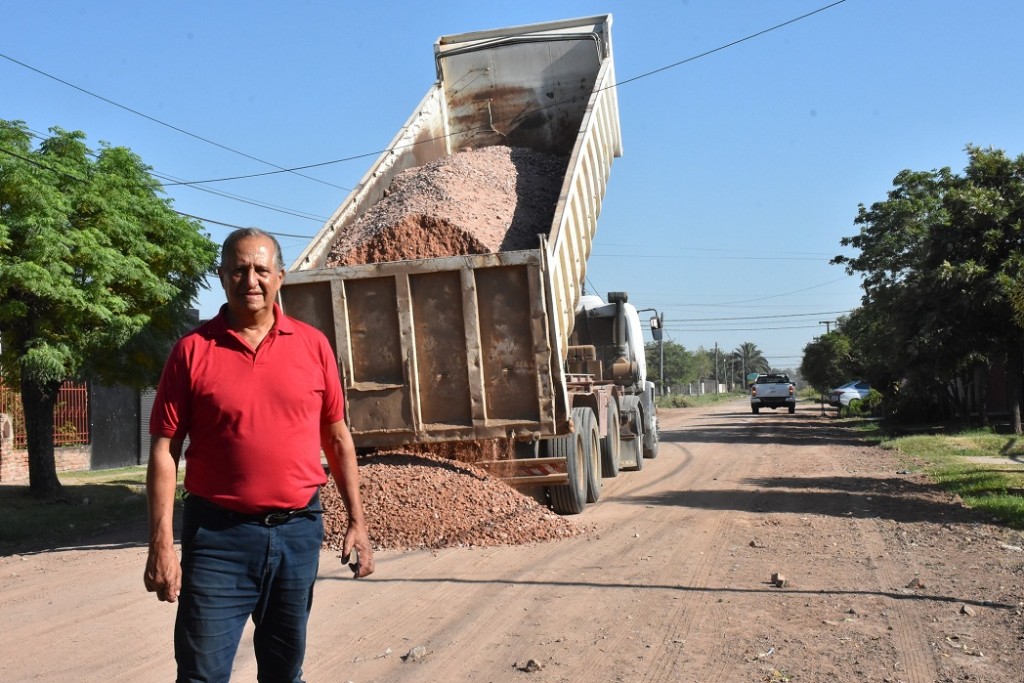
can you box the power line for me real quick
[0,145,312,239]
[627,278,861,309]
[720,277,856,305]
[614,0,848,87]
[596,242,838,257]
[672,310,851,322]
[667,323,825,332]
[3,1,848,189]
[149,170,326,223]
[590,252,831,262]
[0,51,350,192]
[181,0,849,186]
[22,127,328,224]
[2,0,850,245]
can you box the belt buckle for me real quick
[262,511,290,526]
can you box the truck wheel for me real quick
[752,406,760,415]
[575,407,602,503]
[788,404,796,414]
[620,395,644,471]
[547,430,586,515]
[600,399,621,478]
[642,413,659,459]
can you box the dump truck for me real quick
[279,15,658,514]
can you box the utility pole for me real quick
[818,320,837,414]
[660,329,664,395]
[714,342,719,394]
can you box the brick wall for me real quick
[0,413,19,482]
[0,415,92,483]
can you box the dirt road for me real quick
[2,400,1023,682]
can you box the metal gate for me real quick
[90,384,140,469]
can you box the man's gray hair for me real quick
[220,228,285,271]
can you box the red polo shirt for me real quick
[150,304,344,514]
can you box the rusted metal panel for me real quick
[282,253,557,444]
[475,265,540,423]
[279,280,336,350]
[410,270,471,427]
[345,277,403,386]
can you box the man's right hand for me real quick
[144,545,182,603]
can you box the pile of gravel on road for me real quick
[321,452,588,551]
[325,145,568,266]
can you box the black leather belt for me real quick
[259,507,319,526]
[186,491,321,526]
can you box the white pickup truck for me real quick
[750,373,796,414]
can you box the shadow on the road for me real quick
[619,461,1012,536]
[661,416,865,447]
[328,574,1016,610]
[650,414,1008,527]
[620,484,973,526]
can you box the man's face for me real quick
[218,235,284,318]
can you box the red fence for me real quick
[0,381,91,448]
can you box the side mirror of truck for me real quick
[650,315,663,342]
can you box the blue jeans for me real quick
[175,492,324,683]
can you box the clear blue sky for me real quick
[4,1,1023,371]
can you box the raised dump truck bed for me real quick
[281,15,622,451]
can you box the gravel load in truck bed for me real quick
[324,145,568,266]
[321,453,588,551]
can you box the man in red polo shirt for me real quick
[144,227,374,682]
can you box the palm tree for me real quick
[733,342,770,385]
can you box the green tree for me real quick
[0,120,218,498]
[692,347,716,383]
[692,346,734,386]
[835,145,1024,431]
[799,331,853,394]
[645,339,698,390]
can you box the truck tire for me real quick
[642,413,659,459]
[620,395,644,471]
[752,406,760,415]
[600,399,621,478]
[575,407,602,503]
[788,404,796,414]
[547,430,587,514]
